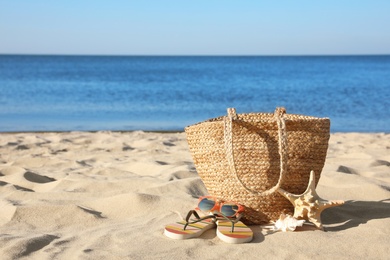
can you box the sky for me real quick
[1,0,390,55]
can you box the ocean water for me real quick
[0,55,389,132]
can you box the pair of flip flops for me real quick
[164,211,253,244]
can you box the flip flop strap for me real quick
[215,212,243,233]
[183,210,216,230]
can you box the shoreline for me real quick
[0,130,388,134]
[0,130,186,134]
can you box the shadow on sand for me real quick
[321,198,390,231]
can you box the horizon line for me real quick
[1,53,390,57]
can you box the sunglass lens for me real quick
[221,204,238,217]
[198,198,215,211]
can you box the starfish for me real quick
[277,170,344,230]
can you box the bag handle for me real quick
[223,107,288,196]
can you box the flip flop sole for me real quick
[164,218,216,240]
[216,220,253,244]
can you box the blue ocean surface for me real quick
[0,55,389,132]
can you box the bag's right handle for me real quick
[223,107,288,196]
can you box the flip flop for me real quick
[216,220,253,244]
[164,210,216,240]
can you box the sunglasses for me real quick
[196,196,244,218]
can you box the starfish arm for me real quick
[277,188,300,204]
[317,199,345,212]
[305,170,319,198]
[307,214,324,230]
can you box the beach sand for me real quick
[0,131,389,259]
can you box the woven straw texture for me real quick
[185,108,330,225]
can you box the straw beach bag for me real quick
[185,107,330,225]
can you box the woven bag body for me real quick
[185,108,330,225]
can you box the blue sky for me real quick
[1,0,389,55]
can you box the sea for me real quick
[0,55,389,132]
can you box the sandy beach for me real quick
[0,131,389,259]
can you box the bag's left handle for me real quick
[224,107,288,196]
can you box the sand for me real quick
[0,131,389,259]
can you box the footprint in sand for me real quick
[0,180,34,192]
[186,178,208,197]
[51,149,68,155]
[122,145,135,151]
[77,206,105,219]
[156,160,169,165]
[15,185,35,192]
[10,234,59,258]
[16,144,30,150]
[337,165,358,175]
[168,171,198,181]
[23,171,56,184]
[7,141,19,146]
[163,141,175,147]
[370,160,390,167]
[184,161,197,172]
